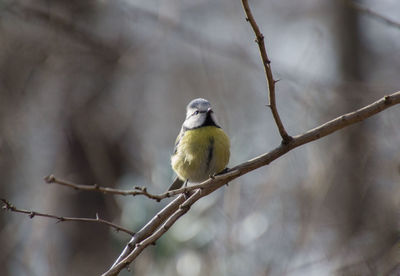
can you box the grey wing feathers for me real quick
[167,177,184,191]
[172,128,185,155]
[170,128,186,191]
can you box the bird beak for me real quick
[207,107,213,114]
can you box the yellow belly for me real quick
[171,126,230,182]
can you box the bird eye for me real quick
[194,110,199,115]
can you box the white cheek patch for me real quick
[183,114,207,129]
[186,109,195,118]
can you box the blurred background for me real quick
[1,0,400,275]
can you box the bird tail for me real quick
[167,177,184,191]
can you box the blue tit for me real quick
[168,98,230,191]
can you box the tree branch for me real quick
[103,91,400,275]
[104,192,198,276]
[108,193,189,270]
[241,0,292,143]
[44,175,168,201]
[44,170,240,202]
[1,199,134,236]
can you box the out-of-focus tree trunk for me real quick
[329,0,365,242]
[325,1,398,274]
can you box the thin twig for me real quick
[44,170,241,202]
[1,199,134,236]
[103,91,400,275]
[347,1,400,29]
[44,175,167,201]
[241,0,292,143]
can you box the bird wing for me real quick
[167,177,184,191]
[170,127,187,191]
[172,128,186,155]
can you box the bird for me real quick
[168,98,230,191]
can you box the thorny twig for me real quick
[1,199,134,236]
[241,0,292,143]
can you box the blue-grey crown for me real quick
[187,98,210,110]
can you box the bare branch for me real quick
[241,0,292,143]
[103,91,400,275]
[109,193,189,269]
[44,175,168,201]
[1,199,134,236]
[44,170,241,202]
[103,192,198,276]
